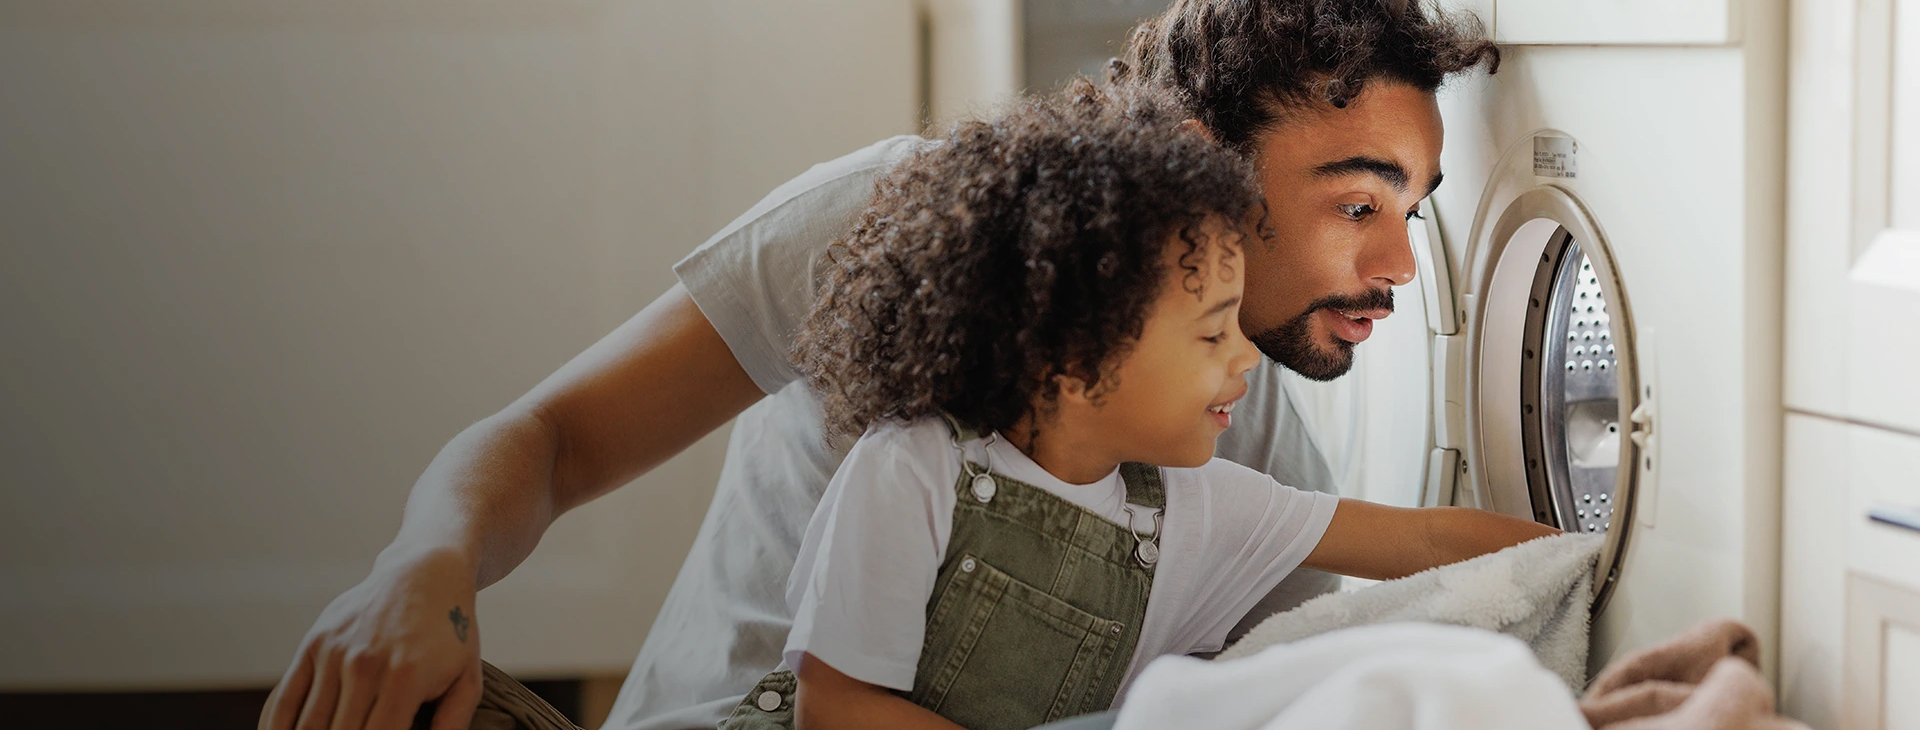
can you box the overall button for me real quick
[970,474,997,503]
[961,557,977,573]
[756,690,783,712]
[1135,540,1160,567]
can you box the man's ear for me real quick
[1178,118,1216,143]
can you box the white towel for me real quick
[1113,623,1587,730]
[1219,532,1605,688]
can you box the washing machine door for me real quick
[1410,131,1655,612]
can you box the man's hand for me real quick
[259,547,484,730]
[259,284,764,730]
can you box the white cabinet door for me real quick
[1847,572,1920,730]
[1844,0,1920,436]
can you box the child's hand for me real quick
[1302,499,1561,580]
[794,654,967,730]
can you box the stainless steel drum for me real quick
[1522,233,1623,535]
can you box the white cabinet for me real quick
[1782,421,1920,730]
[1782,0,1920,726]
[1842,428,1920,730]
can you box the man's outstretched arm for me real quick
[260,283,764,730]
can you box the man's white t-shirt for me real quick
[781,419,1338,700]
[604,136,1344,730]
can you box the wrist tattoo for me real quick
[449,606,470,643]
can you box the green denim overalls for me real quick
[720,426,1165,730]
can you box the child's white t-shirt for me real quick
[781,418,1339,701]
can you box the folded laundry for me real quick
[1218,532,1604,688]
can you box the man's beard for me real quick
[1249,288,1395,382]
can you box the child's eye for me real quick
[1338,203,1376,220]
[1203,333,1227,344]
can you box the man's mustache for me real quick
[1303,287,1395,317]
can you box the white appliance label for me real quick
[1533,136,1579,178]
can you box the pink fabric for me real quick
[1580,619,1808,730]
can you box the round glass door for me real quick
[1451,177,1651,614]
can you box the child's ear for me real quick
[1054,372,1092,405]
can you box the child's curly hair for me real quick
[795,80,1261,439]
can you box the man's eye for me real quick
[1338,203,1375,220]
[1406,208,1426,221]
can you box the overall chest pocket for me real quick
[911,553,1128,730]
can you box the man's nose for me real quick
[1230,326,1261,374]
[1359,217,1418,287]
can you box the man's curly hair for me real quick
[1113,0,1499,152]
[795,80,1260,440]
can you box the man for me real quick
[259,2,1497,729]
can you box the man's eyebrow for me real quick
[1198,296,1242,319]
[1312,156,1410,192]
[1425,171,1445,197]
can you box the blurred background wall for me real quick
[0,0,935,700]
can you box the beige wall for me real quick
[0,0,918,689]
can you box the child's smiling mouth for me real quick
[1207,390,1245,428]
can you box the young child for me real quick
[721,82,1558,730]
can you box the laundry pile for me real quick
[1219,532,1604,687]
[1106,532,1810,730]
[1110,618,1806,730]
[1578,618,1804,730]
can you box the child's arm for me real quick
[795,653,967,730]
[1301,499,1561,581]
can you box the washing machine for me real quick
[1386,0,1790,676]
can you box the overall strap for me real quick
[941,408,1163,512]
[936,411,983,444]
[1118,462,1166,510]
